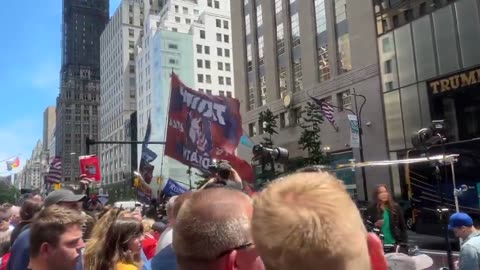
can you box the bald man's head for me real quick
[173,188,252,261]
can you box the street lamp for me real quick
[351,89,368,201]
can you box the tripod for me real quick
[433,162,454,270]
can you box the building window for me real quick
[183,7,188,14]
[207,0,213,7]
[256,4,263,27]
[216,19,222,28]
[172,28,178,32]
[129,41,134,49]
[224,20,229,29]
[217,48,223,56]
[128,29,134,37]
[198,74,204,83]
[214,0,220,8]
[337,90,351,111]
[186,18,191,24]
[206,89,212,95]
[194,9,199,15]
[226,77,232,86]
[175,5,179,13]
[224,35,229,43]
[206,75,212,83]
[175,17,181,23]
[258,35,264,65]
[204,46,210,54]
[129,53,134,61]
[224,49,230,57]
[225,63,231,71]
[279,65,287,95]
[226,91,232,97]
[196,44,202,53]
[275,0,283,14]
[248,86,255,110]
[169,58,177,64]
[205,60,211,69]
[197,59,203,68]
[260,75,267,105]
[314,0,330,82]
[247,44,253,72]
[219,76,225,85]
[249,123,257,136]
[290,13,300,47]
[334,0,352,73]
[200,30,206,39]
[218,62,224,70]
[168,43,178,50]
[293,58,303,92]
[129,17,133,24]
[245,14,251,36]
[276,23,285,55]
[199,88,204,92]
[219,90,225,96]
[129,65,135,73]
[217,33,222,42]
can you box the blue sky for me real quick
[0,0,121,175]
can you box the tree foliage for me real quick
[298,102,327,166]
[0,182,19,204]
[258,109,278,148]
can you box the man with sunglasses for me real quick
[172,188,264,270]
[7,189,85,270]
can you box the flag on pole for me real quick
[6,157,20,171]
[311,97,338,130]
[47,157,62,183]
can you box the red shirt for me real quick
[367,233,388,270]
[0,252,11,270]
[142,234,158,260]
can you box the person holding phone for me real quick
[366,184,408,247]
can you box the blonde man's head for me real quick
[252,172,370,270]
[142,218,155,233]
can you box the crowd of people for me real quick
[0,167,478,269]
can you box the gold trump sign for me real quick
[428,66,480,95]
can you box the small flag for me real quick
[47,157,62,183]
[311,97,337,127]
[240,132,254,148]
[6,157,20,171]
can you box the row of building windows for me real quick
[198,88,233,97]
[196,44,231,57]
[197,59,231,71]
[174,5,199,16]
[247,89,351,137]
[197,74,232,85]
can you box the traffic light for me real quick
[85,137,94,154]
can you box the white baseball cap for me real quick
[386,253,433,270]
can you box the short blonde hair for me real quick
[142,218,155,233]
[252,172,370,270]
[173,188,252,267]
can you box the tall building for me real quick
[43,107,56,152]
[23,140,43,190]
[136,0,235,191]
[231,0,390,199]
[99,0,146,185]
[55,0,109,182]
[374,0,480,196]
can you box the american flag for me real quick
[47,157,62,183]
[311,97,336,126]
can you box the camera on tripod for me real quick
[208,159,232,179]
[252,144,289,163]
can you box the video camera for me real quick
[208,160,232,179]
[252,144,289,163]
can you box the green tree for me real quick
[0,182,19,204]
[298,102,327,166]
[258,109,279,148]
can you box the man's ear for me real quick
[39,242,52,257]
[224,250,239,270]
